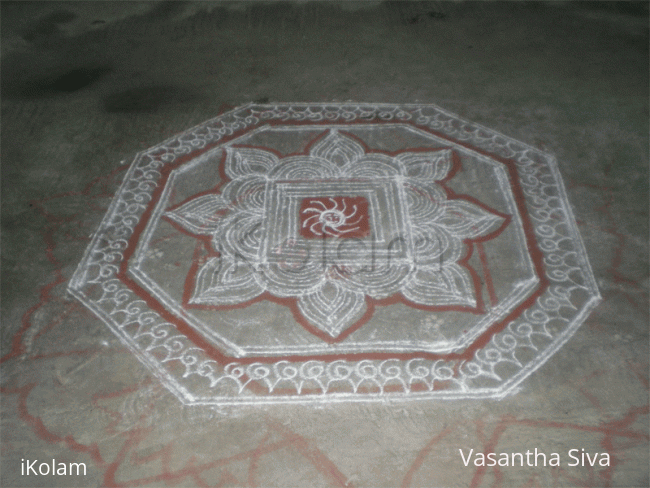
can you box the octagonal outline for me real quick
[69,103,601,404]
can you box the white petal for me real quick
[405,182,447,225]
[259,262,326,297]
[214,213,263,263]
[335,263,412,299]
[225,146,279,179]
[190,257,264,305]
[298,282,367,338]
[347,155,401,178]
[309,130,365,167]
[164,194,228,235]
[268,155,338,180]
[397,149,453,182]
[436,199,505,240]
[402,263,476,307]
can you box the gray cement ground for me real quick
[1,1,648,487]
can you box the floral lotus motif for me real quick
[164,130,509,340]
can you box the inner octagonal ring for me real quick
[128,123,543,360]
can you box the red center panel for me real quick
[299,196,371,239]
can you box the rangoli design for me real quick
[69,103,601,404]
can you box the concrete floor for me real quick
[1,1,648,487]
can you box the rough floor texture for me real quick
[1,1,648,487]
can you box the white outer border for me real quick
[68,103,602,405]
